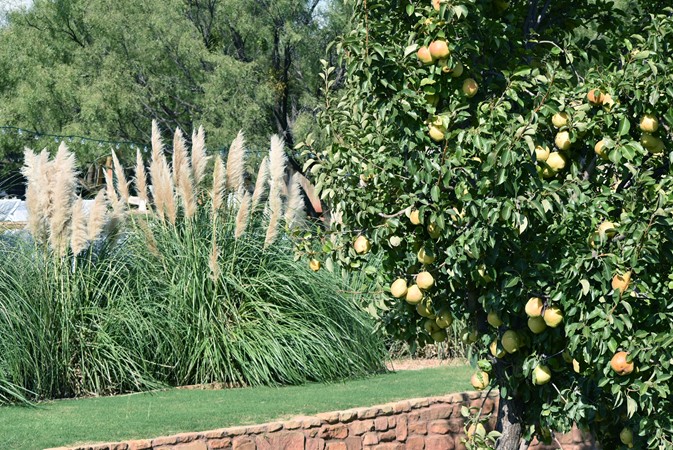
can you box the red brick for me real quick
[418,405,452,421]
[174,443,208,450]
[207,438,232,449]
[426,435,454,450]
[231,436,255,450]
[408,420,427,435]
[363,433,379,445]
[339,411,358,423]
[255,432,305,450]
[387,416,397,428]
[306,438,326,450]
[373,443,404,450]
[326,443,347,450]
[127,440,152,450]
[395,415,407,442]
[405,435,425,450]
[446,419,464,434]
[375,416,389,431]
[344,436,361,450]
[358,408,382,420]
[152,435,179,446]
[428,420,451,435]
[204,429,229,439]
[393,401,411,413]
[317,412,340,424]
[320,424,349,439]
[350,420,375,436]
[379,430,396,442]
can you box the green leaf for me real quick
[405,4,414,16]
[618,117,631,136]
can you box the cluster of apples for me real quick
[638,114,665,154]
[534,111,572,178]
[416,37,478,142]
[389,210,455,342]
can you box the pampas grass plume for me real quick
[111,149,130,203]
[134,148,149,206]
[87,189,108,242]
[48,142,78,255]
[70,197,88,255]
[191,126,209,191]
[284,172,305,228]
[226,130,247,194]
[211,155,226,213]
[234,191,252,239]
[172,128,187,188]
[250,156,268,212]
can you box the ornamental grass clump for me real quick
[0,122,385,405]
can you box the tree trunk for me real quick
[496,391,524,450]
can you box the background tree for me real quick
[307,0,673,448]
[0,0,349,184]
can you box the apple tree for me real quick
[301,0,673,448]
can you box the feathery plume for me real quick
[111,149,130,203]
[226,130,247,195]
[284,172,305,228]
[134,148,149,206]
[87,189,108,242]
[149,121,176,223]
[172,128,187,188]
[235,191,252,239]
[268,135,288,184]
[211,155,226,213]
[178,157,196,219]
[250,156,268,213]
[191,126,209,191]
[208,238,220,282]
[21,148,48,240]
[48,143,78,255]
[70,197,89,255]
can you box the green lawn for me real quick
[0,364,472,450]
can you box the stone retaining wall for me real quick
[49,391,596,450]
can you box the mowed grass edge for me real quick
[0,364,472,449]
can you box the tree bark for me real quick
[496,391,524,450]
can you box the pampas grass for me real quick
[47,143,78,256]
[226,130,247,195]
[265,136,288,247]
[234,191,252,239]
[172,128,188,189]
[111,149,130,203]
[134,149,149,206]
[285,172,305,228]
[21,149,48,240]
[191,126,209,191]
[211,155,226,213]
[70,197,88,255]
[251,156,268,212]
[87,189,108,242]
[149,121,176,224]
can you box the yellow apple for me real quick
[594,139,609,160]
[462,78,479,98]
[546,152,567,172]
[353,235,371,254]
[390,278,408,298]
[532,365,551,385]
[489,340,506,358]
[429,124,447,142]
[405,284,423,304]
[429,40,450,59]
[543,307,563,328]
[639,114,658,133]
[467,423,486,438]
[471,371,490,390]
[416,301,435,318]
[597,221,617,238]
[620,427,634,448]
[417,247,436,265]
[641,134,665,154]
[425,93,439,106]
[410,209,422,225]
[587,88,605,105]
[572,359,581,373]
[431,329,447,342]
[417,271,434,290]
[525,297,544,317]
[309,259,321,272]
[527,316,547,334]
[554,131,571,151]
[551,112,570,128]
[435,310,453,328]
[424,317,440,333]
[487,310,502,327]
[417,46,434,65]
[612,271,632,294]
[450,61,464,78]
[427,222,441,239]
[501,330,520,353]
[535,145,550,162]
